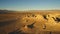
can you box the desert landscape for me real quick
[0,10,60,34]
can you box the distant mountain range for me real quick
[0,10,16,14]
[0,10,60,14]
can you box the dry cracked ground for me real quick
[0,10,60,34]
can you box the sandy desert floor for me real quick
[0,10,60,34]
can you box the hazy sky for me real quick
[0,0,60,11]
